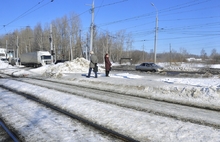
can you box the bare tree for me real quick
[68,12,82,59]
[94,30,128,63]
[19,26,33,53]
[179,47,188,62]
[33,23,44,51]
[210,48,220,63]
[210,48,217,57]
[131,50,143,63]
[51,13,81,61]
[112,30,125,63]
[200,48,207,61]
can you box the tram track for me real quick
[0,84,138,142]
[3,77,220,129]
[0,73,141,141]
[23,76,220,111]
[0,71,220,141]
[0,118,20,142]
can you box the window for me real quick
[41,55,51,60]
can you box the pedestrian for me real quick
[87,51,98,78]
[104,53,112,77]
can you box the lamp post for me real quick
[151,3,158,63]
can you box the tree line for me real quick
[0,12,219,64]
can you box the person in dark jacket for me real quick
[87,51,98,78]
[104,53,112,77]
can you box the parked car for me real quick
[135,62,163,72]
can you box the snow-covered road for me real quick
[0,59,220,141]
[0,78,220,141]
[0,87,120,142]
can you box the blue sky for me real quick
[0,0,219,56]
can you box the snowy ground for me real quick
[1,58,219,109]
[0,58,220,141]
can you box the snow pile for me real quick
[159,62,220,72]
[151,77,220,109]
[111,73,143,79]
[59,73,220,109]
[159,62,201,72]
[211,64,220,68]
[0,58,104,77]
[0,61,12,68]
[43,58,104,77]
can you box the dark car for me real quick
[135,62,163,72]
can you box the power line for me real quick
[94,0,218,31]
[0,0,54,32]
[57,0,128,34]
[94,0,128,9]
[160,16,220,22]
[94,0,104,20]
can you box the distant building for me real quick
[186,58,202,62]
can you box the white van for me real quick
[0,48,6,61]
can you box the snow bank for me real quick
[158,62,220,72]
[0,59,220,110]
[158,62,200,72]
[42,58,104,77]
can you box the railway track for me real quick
[0,73,139,141]
[0,74,220,141]
[14,77,220,128]
[0,85,134,142]
[0,118,20,142]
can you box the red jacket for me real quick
[105,55,112,71]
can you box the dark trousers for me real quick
[106,71,109,76]
[88,67,97,78]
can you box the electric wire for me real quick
[1,0,219,54]
[0,0,54,32]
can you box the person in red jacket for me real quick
[104,53,112,77]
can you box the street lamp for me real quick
[151,2,158,63]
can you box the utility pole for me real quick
[151,3,158,63]
[79,29,82,57]
[142,44,145,61]
[50,24,54,64]
[16,36,19,65]
[6,39,7,51]
[70,34,73,61]
[88,0,94,52]
[106,34,109,53]
[86,34,89,60]
[170,43,172,66]
[6,39,8,59]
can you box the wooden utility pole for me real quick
[89,1,94,52]
[16,36,19,65]
[142,44,145,61]
[170,43,172,66]
[70,34,73,61]
[50,24,54,63]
